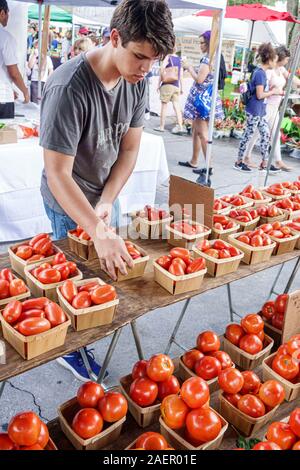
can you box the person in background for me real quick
[61,30,72,64]
[0,0,29,118]
[28,39,53,104]
[27,23,38,56]
[73,37,94,56]
[78,26,90,38]
[101,27,111,47]
[244,45,300,172]
[234,43,282,174]
[178,30,224,180]
[154,47,184,134]
[89,34,100,48]
[51,31,59,50]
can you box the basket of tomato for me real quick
[102,241,149,282]
[259,293,289,344]
[166,220,211,250]
[273,197,300,221]
[220,194,254,211]
[193,239,244,277]
[0,297,70,360]
[57,278,119,331]
[153,247,207,295]
[258,221,300,256]
[126,431,174,450]
[134,205,173,239]
[262,184,291,201]
[8,233,62,278]
[223,314,274,370]
[24,252,83,302]
[218,367,284,437]
[213,199,231,215]
[284,218,300,249]
[67,226,97,261]
[262,335,300,402]
[239,184,272,207]
[256,204,287,225]
[227,208,260,232]
[58,382,127,450]
[255,408,300,450]
[211,214,240,242]
[0,268,30,308]
[228,229,276,265]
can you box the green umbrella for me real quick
[28,5,72,23]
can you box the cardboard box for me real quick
[0,127,17,145]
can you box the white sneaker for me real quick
[172,125,186,135]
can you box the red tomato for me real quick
[37,268,61,285]
[44,302,66,327]
[261,301,276,321]
[77,382,105,408]
[237,235,250,245]
[289,408,300,438]
[3,300,22,324]
[196,239,210,251]
[168,260,185,276]
[180,376,209,409]
[132,360,148,380]
[197,330,220,353]
[16,245,33,260]
[22,297,50,311]
[272,354,299,381]
[204,248,219,259]
[156,255,172,271]
[60,280,78,303]
[0,279,10,300]
[274,294,289,314]
[78,282,99,293]
[240,371,261,395]
[194,356,222,380]
[241,314,264,334]
[160,394,189,430]
[91,285,117,305]
[0,433,18,450]
[237,394,265,418]
[37,422,49,449]
[170,257,187,271]
[266,422,297,450]
[286,335,300,356]
[186,408,222,443]
[169,247,190,264]
[52,263,70,281]
[0,268,14,283]
[72,291,92,309]
[271,312,284,330]
[213,240,229,251]
[52,253,67,265]
[20,443,43,450]
[8,412,41,446]
[259,380,285,408]
[182,349,204,371]
[146,354,174,382]
[29,233,50,248]
[127,246,142,259]
[239,334,263,355]
[98,392,128,422]
[18,318,51,336]
[219,249,232,259]
[252,441,281,450]
[210,351,233,369]
[186,257,206,274]
[223,393,241,408]
[157,375,180,401]
[228,246,240,257]
[18,309,46,322]
[72,408,103,439]
[135,432,168,450]
[33,238,52,256]
[129,377,158,407]
[225,324,244,346]
[218,367,244,394]
[9,279,27,297]
[256,329,265,342]
[293,441,300,450]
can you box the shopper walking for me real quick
[28,40,53,104]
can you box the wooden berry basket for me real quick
[228,233,276,265]
[282,224,300,250]
[193,241,244,278]
[8,242,62,279]
[165,221,211,250]
[159,411,228,450]
[24,262,83,303]
[261,188,292,201]
[221,196,253,211]
[258,212,287,226]
[262,353,300,402]
[45,437,58,450]
[57,278,119,331]
[102,242,149,282]
[213,205,231,216]
[281,208,300,221]
[119,374,161,428]
[219,391,280,437]
[269,232,299,256]
[222,333,274,370]
[242,195,272,207]
[153,259,207,296]
[227,215,260,233]
[211,223,240,242]
[58,397,126,450]
[0,274,31,309]
[0,310,71,360]
[67,230,97,261]
[137,215,173,239]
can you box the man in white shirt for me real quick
[0,0,29,118]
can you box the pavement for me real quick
[0,114,299,429]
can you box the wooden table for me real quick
[0,238,299,383]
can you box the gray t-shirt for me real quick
[40,53,146,214]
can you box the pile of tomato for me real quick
[14,233,56,262]
[220,368,284,418]
[60,279,117,309]
[30,253,78,285]
[261,293,289,330]
[129,354,178,407]
[140,205,169,221]
[156,247,206,276]
[129,432,173,450]
[259,221,295,240]
[274,198,300,212]
[240,184,265,201]
[70,226,91,241]
[72,382,128,439]
[2,297,67,335]
[252,408,300,450]
[213,215,237,231]
[286,220,300,232]
[196,239,241,260]
[225,313,266,355]
[257,204,284,218]
[221,195,249,207]
[229,208,258,224]
[264,184,291,197]
[236,229,273,247]
[0,268,28,300]
[271,335,300,383]
[214,199,229,212]
[0,411,50,450]
[125,241,144,260]
[182,330,233,380]
[169,221,206,236]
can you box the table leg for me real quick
[164,298,191,355]
[266,263,285,300]
[96,329,122,385]
[130,321,144,360]
[79,348,97,382]
[0,381,6,400]
[226,284,243,322]
[284,257,300,294]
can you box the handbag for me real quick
[161,57,179,84]
[193,84,213,119]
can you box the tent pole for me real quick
[264,35,300,186]
[244,20,255,75]
[205,8,225,185]
[37,1,43,102]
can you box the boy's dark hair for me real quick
[276,45,291,62]
[0,0,8,13]
[257,43,277,64]
[110,0,175,59]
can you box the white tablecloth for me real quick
[0,132,169,242]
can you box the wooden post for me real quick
[38,5,50,100]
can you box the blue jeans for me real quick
[43,199,121,241]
